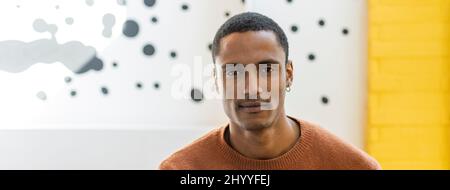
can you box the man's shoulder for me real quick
[299,119,381,170]
[159,126,224,170]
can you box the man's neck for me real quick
[227,114,300,160]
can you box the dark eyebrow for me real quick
[257,59,280,65]
[220,59,280,69]
[221,63,238,70]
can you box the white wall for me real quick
[0,129,211,170]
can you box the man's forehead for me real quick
[216,31,285,65]
[219,31,280,52]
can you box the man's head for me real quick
[212,12,294,131]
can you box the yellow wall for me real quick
[367,0,450,169]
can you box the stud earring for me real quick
[286,85,291,92]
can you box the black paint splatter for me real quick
[101,86,109,95]
[190,88,203,103]
[122,20,139,38]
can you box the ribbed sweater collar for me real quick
[215,116,314,169]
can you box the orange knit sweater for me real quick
[159,117,381,170]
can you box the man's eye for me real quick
[261,66,273,73]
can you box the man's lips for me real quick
[237,101,264,113]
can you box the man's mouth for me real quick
[237,101,263,113]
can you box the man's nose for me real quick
[244,70,259,99]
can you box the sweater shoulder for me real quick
[159,127,223,170]
[302,120,381,170]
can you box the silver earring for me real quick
[286,85,291,92]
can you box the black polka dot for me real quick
[286,0,293,3]
[153,82,160,89]
[308,53,316,61]
[241,0,245,4]
[136,82,143,89]
[342,28,349,35]
[225,11,230,17]
[151,16,158,23]
[112,62,118,68]
[101,86,109,95]
[318,19,325,27]
[170,51,177,58]
[70,90,77,97]
[64,76,72,83]
[291,25,298,33]
[190,88,203,103]
[144,0,156,7]
[122,20,139,38]
[143,44,155,56]
[208,43,212,51]
[321,96,329,105]
[181,3,189,11]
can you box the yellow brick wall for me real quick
[367,0,450,169]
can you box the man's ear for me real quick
[286,60,294,87]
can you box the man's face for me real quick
[215,30,293,131]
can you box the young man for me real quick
[160,12,380,170]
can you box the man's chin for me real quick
[237,118,271,131]
[229,108,275,131]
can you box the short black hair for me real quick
[212,12,289,63]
